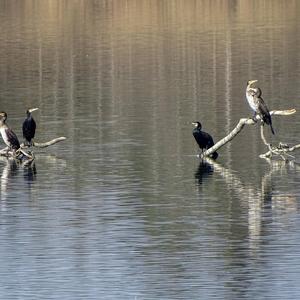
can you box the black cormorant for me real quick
[246,80,275,135]
[0,112,20,151]
[22,108,38,145]
[192,121,218,159]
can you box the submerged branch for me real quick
[202,108,297,159]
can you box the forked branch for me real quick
[202,109,297,160]
[0,136,66,160]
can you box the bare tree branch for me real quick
[32,137,67,148]
[0,147,33,160]
[260,143,300,159]
[0,137,66,160]
[21,137,67,148]
[202,108,297,159]
[0,147,9,156]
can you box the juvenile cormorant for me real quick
[192,121,218,159]
[0,112,20,151]
[246,80,275,135]
[22,108,38,145]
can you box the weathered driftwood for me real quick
[0,137,66,160]
[260,143,300,159]
[0,147,9,155]
[21,137,67,148]
[0,147,33,160]
[202,109,297,160]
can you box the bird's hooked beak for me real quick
[0,112,7,121]
[28,108,39,113]
[247,80,258,87]
[192,122,198,127]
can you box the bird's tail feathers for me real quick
[270,123,275,135]
[262,113,275,135]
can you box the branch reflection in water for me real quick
[23,161,37,183]
[194,158,299,250]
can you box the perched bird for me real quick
[192,121,218,159]
[0,112,20,151]
[246,80,275,135]
[22,108,38,146]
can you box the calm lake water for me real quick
[0,1,300,299]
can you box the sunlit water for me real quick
[0,1,300,299]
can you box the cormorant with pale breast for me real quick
[0,112,20,152]
[22,108,38,146]
[192,121,218,159]
[246,80,275,135]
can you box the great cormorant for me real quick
[22,108,38,145]
[246,80,275,135]
[0,112,20,151]
[192,121,218,159]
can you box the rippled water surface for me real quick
[1,1,300,299]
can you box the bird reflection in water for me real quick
[194,159,214,185]
[197,157,299,245]
[1,158,18,179]
[23,161,37,183]
[0,158,37,205]
[0,158,19,204]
